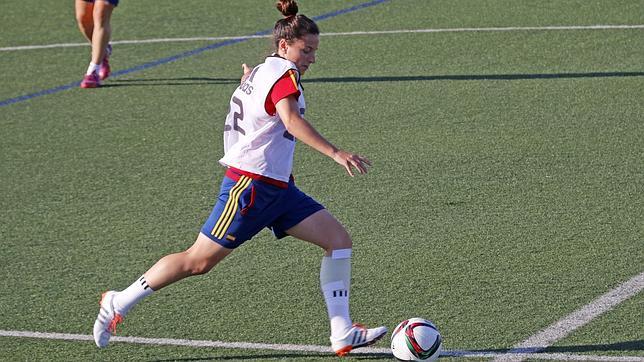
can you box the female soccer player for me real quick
[75,0,117,88]
[93,0,387,356]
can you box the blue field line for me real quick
[311,0,389,21]
[0,0,390,108]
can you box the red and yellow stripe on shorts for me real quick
[211,175,252,239]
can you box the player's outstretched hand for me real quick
[241,63,252,84]
[332,150,371,177]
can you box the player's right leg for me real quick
[93,233,234,347]
[285,209,387,356]
[76,0,101,88]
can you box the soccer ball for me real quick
[390,318,442,361]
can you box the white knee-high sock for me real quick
[320,248,353,339]
[112,275,154,315]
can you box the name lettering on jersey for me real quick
[237,65,262,95]
[238,82,253,95]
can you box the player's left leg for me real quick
[286,210,387,356]
[93,233,235,348]
[93,173,267,348]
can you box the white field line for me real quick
[493,271,644,362]
[1,25,643,51]
[0,330,643,361]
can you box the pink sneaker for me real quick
[99,44,112,81]
[80,72,100,88]
[99,58,111,81]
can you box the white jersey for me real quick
[219,55,305,182]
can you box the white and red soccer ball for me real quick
[390,318,442,361]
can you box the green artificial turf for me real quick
[1,0,642,361]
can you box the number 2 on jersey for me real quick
[224,96,245,135]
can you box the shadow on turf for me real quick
[103,77,240,87]
[302,71,644,83]
[146,341,643,361]
[150,352,391,361]
[100,71,643,88]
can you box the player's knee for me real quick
[93,9,112,27]
[92,18,108,30]
[185,255,214,276]
[189,263,211,276]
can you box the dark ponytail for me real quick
[273,0,319,49]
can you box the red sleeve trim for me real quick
[265,69,301,115]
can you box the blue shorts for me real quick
[201,168,325,249]
[83,0,119,6]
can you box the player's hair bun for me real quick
[276,0,298,18]
[272,0,318,49]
